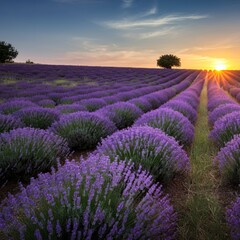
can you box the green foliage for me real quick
[0,41,18,63]
[157,54,181,69]
[26,59,33,64]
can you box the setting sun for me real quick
[213,60,228,71]
[215,63,227,71]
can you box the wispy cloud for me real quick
[104,14,208,29]
[122,0,133,8]
[124,27,176,39]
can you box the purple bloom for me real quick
[0,155,177,239]
[0,127,70,181]
[96,102,143,130]
[208,103,240,127]
[0,100,37,115]
[134,107,194,146]
[78,98,107,112]
[215,134,240,185]
[55,104,87,114]
[128,97,153,113]
[210,111,240,147]
[37,99,56,108]
[95,126,190,182]
[0,114,24,133]
[51,112,117,150]
[14,107,60,129]
[162,100,197,124]
[226,197,240,240]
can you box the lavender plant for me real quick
[215,134,240,185]
[96,102,143,130]
[0,155,177,240]
[128,98,153,113]
[95,126,190,183]
[78,98,107,112]
[0,100,37,115]
[226,197,240,240]
[55,104,87,114]
[209,112,240,147]
[0,128,70,181]
[0,114,24,133]
[134,107,194,146]
[162,100,197,124]
[208,103,240,127]
[37,99,56,108]
[14,107,60,129]
[51,112,117,150]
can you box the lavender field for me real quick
[0,64,240,239]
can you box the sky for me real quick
[1,0,240,69]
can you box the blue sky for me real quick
[1,0,240,69]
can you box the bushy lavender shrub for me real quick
[128,98,153,113]
[0,128,70,180]
[0,155,177,240]
[208,98,235,113]
[208,103,240,127]
[215,134,240,185]
[226,197,240,240]
[134,108,194,146]
[162,100,197,124]
[0,100,37,115]
[210,112,240,147]
[96,102,143,130]
[95,126,190,183]
[51,112,117,150]
[37,99,56,108]
[14,107,60,129]
[55,104,87,114]
[78,98,107,112]
[0,114,24,133]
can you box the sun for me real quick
[214,60,227,71]
[215,63,227,71]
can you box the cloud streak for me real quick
[122,0,133,8]
[104,14,208,29]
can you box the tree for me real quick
[157,54,181,69]
[0,41,18,63]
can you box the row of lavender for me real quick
[207,73,240,240]
[216,70,240,102]
[0,70,204,239]
[0,70,199,183]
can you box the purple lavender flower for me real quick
[0,100,37,115]
[0,114,24,133]
[128,97,153,113]
[0,155,177,239]
[0,127,70,181]
[51,112,117,150]
[78,98,107,112]
[37,99,56,108]
[210,111,240,147]
[162,100,197,124]
[226,197,240,240]
[14,107,60,129]
[95,126,190,183]
[55,104,87,114]
[134,107,194,146]
[208,103,240,127]
[215,134,240,185]
[96,102,143,130]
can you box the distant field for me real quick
[0,64,240,239]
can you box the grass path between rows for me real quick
[177,79,229,239]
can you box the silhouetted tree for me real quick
[0,41,18,63]
[157,54,181,69]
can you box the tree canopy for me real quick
[0,41,18,63]
[157,54,181,69]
